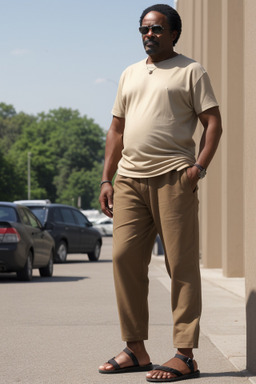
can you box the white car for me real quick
[14,199,51,205]
[81,209,104,223]
[93,217,113,236]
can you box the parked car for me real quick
[93,217,113,236]
[0,202,55,281]
[14,199,51,205]
[18,203,102,263]
[80,209,104,223]
[152,234,165,256]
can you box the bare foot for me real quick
[146,354,198,381]
[99,342,151,372]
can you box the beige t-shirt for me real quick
[112,54,219,178]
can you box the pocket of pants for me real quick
[182,168,198,193]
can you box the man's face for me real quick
[141,11,177,62]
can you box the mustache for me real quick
[143,39,159,47]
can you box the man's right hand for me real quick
[99,183,114,218]
[98,116,125,218]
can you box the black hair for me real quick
[139,4,182,46]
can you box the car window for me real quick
[60,208,76,225]
[19,207,31,226]
[29,207,47,225]
[103,219,113,224]
[25,208,42,229]
[0,206,18,222]
[72,210,89,226]
[52,208,64,223]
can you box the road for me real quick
[0,237,251,384]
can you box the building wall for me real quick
[244,0,256,374]
[176,0,256,373]
[176,0,243,276]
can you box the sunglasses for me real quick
[139,25,165,35]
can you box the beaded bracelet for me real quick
[100,180,112,187]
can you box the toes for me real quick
[157,372,166,379]
[146,370,154,378]
[99,363,114,371]
[146,370,169,379]
[146,369,174,379]
[146,370,156,378]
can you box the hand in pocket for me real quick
[186,167,199,192]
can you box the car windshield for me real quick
[28,207,47,225]
[0,206,18,222]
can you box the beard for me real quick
[144,39,159,55]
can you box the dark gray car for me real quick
[21,203,102,263]
[0,202,55,281]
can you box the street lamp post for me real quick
[27,152,31,199]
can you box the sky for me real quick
[1,0,175,131]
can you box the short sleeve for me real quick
[111,71,126,118]
[192,72,219,115]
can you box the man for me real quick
[99,4,222,382]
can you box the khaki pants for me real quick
[112,169,201,348]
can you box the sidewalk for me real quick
[149,254,256,384]
[1,237,255,384]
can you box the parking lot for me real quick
[0,237,115,384]
[0,237,251,384]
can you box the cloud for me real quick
[95,78,118,86]
[95,78,107,84]
[11,49,30,56]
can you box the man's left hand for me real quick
[186,166,199,192]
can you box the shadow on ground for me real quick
[0,274,89,284]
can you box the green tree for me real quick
[7,107,106,207]
[0,103,16,119]
[0,103,35,152]
[0,149,25,201]
[57,162,104,209]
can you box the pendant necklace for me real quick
[146,64,157,75]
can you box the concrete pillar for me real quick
[244,0,256,374]
[176,0,194,57]
[193,0,203,63]
[200,0,222,268]
[221,0,244,277]
[177,0,223,268]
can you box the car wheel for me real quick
[56,240,67,263]
[152,236,164,256]
[17,250,33,281]
[39,251,54,277]
[88,240,101,261]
